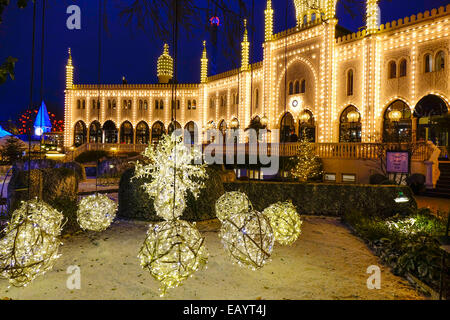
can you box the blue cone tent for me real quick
[0,125,12,139]
[34,101,52,136]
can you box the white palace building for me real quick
[64,0,450,187]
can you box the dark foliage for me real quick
[118,166,224,221]
[224,181,417,218]
[75,150,108,164]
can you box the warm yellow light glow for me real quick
[201,41,208,83]
[215,192,252,222]
[219,209,274,270]
[241,19,250,71]
[262,201,302,245]
[0,200,64,287]
[265,0,274,42]
[388,109,402,122]
[138,220,208,296]
[77,194,118,232]
[366,0,380,35]
[157,43,174,83]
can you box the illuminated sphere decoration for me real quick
[215,191,253,222]
[262,201,302,245]
[77,194,118,232]
[138,220,208,296]
[0,200,64,287]
[219,210,274,270]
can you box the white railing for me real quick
[65,142,433,162]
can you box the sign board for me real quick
[386,151,409,174]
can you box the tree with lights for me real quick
[290,134,323,182]
[0,136,25,165]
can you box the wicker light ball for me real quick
[219,209,274,270]
[138,219,208,296]
[215,191,253,222]
[262,201,302,245]
[0,200,64,287]
[77,194,118,232]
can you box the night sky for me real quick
[0,0,448,123]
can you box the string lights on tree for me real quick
[0,200,64,287]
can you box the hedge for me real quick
[118,166,225,221]
[224,181,417,218]
[7,167,79,233]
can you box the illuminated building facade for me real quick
[64,1,449,183]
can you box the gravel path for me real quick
[0,217,424,300]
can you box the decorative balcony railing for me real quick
[66,142,434,163]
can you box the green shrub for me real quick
[118,166,224,221]
[369,174,390,185]
[224,181,416,218]
[344,209,445,291]
[75,150,108,164]
[7,168,79,234]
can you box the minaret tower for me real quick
[157,43,174,84]
[265,0,274,42]
[366,0,380,35]
[66,48,74,89]
[201,41,208,84]
[241,19,249,71]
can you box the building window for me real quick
[339,105,361,143]
[255,89,259,109]
[160,100,164,110]
[289,82,294,95]
[383,100,412,143]
[425,54,433,73]
[294,80,300,94]
[108,100,112,109]
[300,79,306,93]
[144,100,148,110]
[82,100,86,109]
[77,100,81,109]
[112,100,116,109]
[187,100,192,110]
[347,70,354,96]
[436,51,445,72]
[192,100,197,109]
[388,61,397,79]
[155,100,159,110]
[399,59,407,77]
[139,100,143,110]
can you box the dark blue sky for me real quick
[0,0,448,122]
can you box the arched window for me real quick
[155,100,159,110]
[74,121,87,147]
[255,89,259,109]
[160,100,164,109]
[120,121,134,144]
[112,100,116,109]
[280,112,296,143]
[299,110,315,142]
[303,15,307,25]
[339,106,361,143]
[294,80,300,94]
[425,54,433,73]
[383,100,412,143]
[187,100,192,110]
[399,59,407,77]
[151,121,166,144]
[144,100,148,110]
[108,100,112,109]
[414,94,449,145]
[82,100,86,109]
[89,121,102,143]
[139,100,143,110]
[77,100,81,109]
[289,82,294,95]
[300,79,306,93]
[103,121,117,144]
[136,121,150,144]
[389,61,397,79]
[347,70,354,96]
[184,121,198,144]
[168,121,181,135]
[436,51,445,71]
[311,13,317,22]
[210,98,215,108]
[193,100,197,109]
